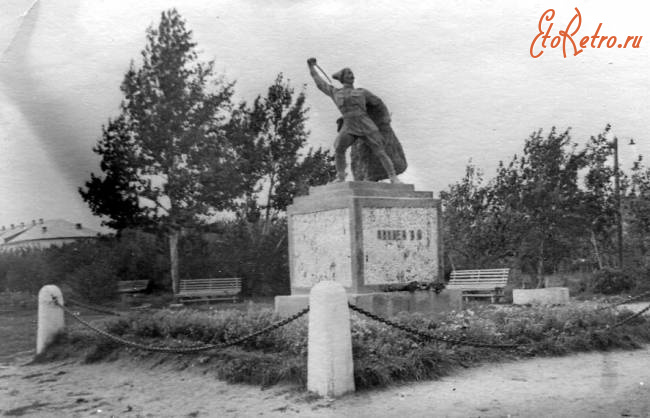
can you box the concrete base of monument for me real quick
[275,289,463,318]
[287,182,443,293]
[512,287,570,305]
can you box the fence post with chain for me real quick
[308,281,355,397]
[37,285,65,355]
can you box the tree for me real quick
[80,116,149,231]
[227,73,336,227]
[442,128,591,286]
[217,74,335,294]
[80,10,244,293]
[626,156,650,271]
[580,125,622,268]
[442,124,648,289]
[502,128,588,286]
[440,162,500,270]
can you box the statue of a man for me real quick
[307,58,407,183]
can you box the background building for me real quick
[0,219,101,252]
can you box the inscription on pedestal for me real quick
[363,207,438,285]
[376,229,423,241]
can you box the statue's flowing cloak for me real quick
[339,97,407,181]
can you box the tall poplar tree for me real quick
[80,10,243,293]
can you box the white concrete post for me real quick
[307,281,355,397]
[37,285,65,355]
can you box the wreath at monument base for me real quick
[380,281,446,294]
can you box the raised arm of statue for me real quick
[305,59,405,184]
[307,58,334,98]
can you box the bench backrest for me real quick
[448,269,510,287]
[179,278,242,292]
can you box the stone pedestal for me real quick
[288,182,442,293]
[276,290,463,318]
[512,287,570,305]
[276,181,449,316]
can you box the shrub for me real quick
[0,221,292,300]
[501,285,515,304]
[566,272,591,295]
[2,250,51,293]
[634,269,650,294]
[109,229,168,289]
[0,290,37,309]
[65,259,118,303]
[191,219,290,297]
[590,268,636,294]
[41,301,650,390]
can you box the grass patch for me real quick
[41,302,650,390]
[0,310,37,361]
[0,291,37,311]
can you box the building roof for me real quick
[0,219,100,246]
[0,224,30,243]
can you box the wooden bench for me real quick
[446,269,510,303]
[176,278,242,303]
[117,280,150,294]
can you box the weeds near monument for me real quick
[39,302,650,389]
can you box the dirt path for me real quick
[2,304,649,417]
[1,346,649,418]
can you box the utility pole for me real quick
[613,136,624,269]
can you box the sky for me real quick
[0,0,649,232]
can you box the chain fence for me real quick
[592,290,650,329]
[606,303,650,329]
[348,302,520,349]
[66,298,123,317]
[349,295,650,350]
[50,289,650,355]
[52,296,308,354]
[595,290,650,311]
